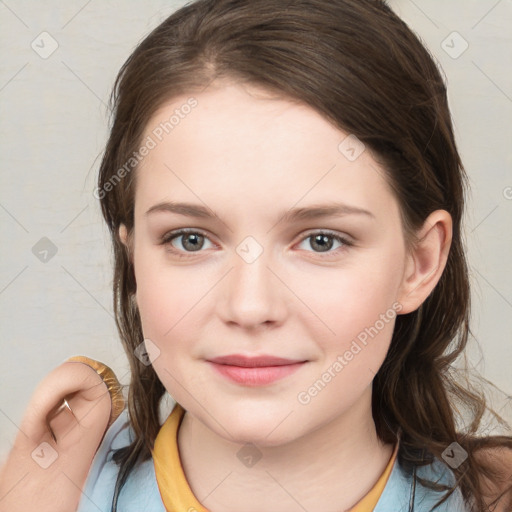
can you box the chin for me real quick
[226,425,297,448]
[211,405,305,448]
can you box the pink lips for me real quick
[207,354,306,386]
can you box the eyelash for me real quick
[160,228,353,259]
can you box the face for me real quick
[122,79,414,446]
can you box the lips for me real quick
[208,354,305,367]
[207,354,307,386]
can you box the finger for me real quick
[18,360,113,447]
[0,359,123,512]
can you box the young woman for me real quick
[1,1,511,511]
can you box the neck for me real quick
[177,386,395,512]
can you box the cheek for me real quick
[133,257,202,401]
[301,258,402,336]
[133,248,200,338]
[293,272,401,413]
[299,254,403,379]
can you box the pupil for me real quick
[184,234,202,251]
[313,234,332,252]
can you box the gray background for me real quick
[1,0,511,461]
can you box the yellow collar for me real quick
[153,402,208,512]
[152,403,398,512]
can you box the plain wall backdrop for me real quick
[1,0,511,462]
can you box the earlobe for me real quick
[397,210,453,314]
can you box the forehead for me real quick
[134,81,399,224]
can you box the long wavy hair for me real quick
[96,0,512,510]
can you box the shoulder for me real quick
[414,457,469,511]
[474,444,512,512]
[474,443,512,474]
[375,452,469,511]
[76,408,166,512]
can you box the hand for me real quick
[0,358,124,512]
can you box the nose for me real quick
[218,246,287,330]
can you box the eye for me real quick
[160,228,353,259]
[296,230,352,256]
[160,228,214,257]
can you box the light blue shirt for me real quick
[77,409,469,512]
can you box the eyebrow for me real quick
[145,201,375,223]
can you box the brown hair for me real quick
[96,0,512,510]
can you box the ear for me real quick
[396,210,452,315]
[118,223,134,263]
[119,223,128,246]
[118,224,137,302]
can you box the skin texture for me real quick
[119,79,452,512]
[0,361,112,512]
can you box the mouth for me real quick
[206,354,308,386]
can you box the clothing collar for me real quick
[152,403,399,512]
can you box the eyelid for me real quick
[297,228,353,244]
